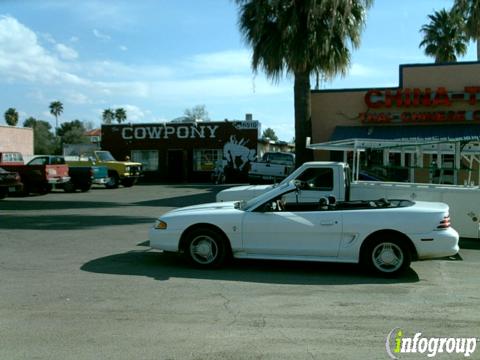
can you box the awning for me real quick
[308,124,480,151]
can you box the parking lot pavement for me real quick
[0,184,479,360]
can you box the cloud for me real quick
[112,104,146,122]
[93,29,111,41]
[56,43,78,60]
[185,49,251,75]
[119,45,127,51]
[349,63,375,77]
[0,15,71,83]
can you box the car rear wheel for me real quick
[185,228,228,268]
[63,181,76,193]
[362,238,411,277]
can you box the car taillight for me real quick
[437,215,451,229]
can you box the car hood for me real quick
[216,184,274,201]
[166,201,239,215]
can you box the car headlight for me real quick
[125,166,130,172]
[154,220,167,229]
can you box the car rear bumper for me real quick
[48,176,71,184]
[93,177,110,185]
[413,227,460,259]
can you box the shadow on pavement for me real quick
[0,214,155,230]
[81,249,420,285]
[459,238,480,250]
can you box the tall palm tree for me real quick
[49,101,64,133]
[236,0,372,167]
[102,108,115,124]
[419,9,468,63]
[114,108,127,123]
[4,107,19,126]
[453,0,480,59]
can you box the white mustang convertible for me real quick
[149,182,459,276]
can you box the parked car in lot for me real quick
[0,152,70,194]
[248,152,295,184]
[0,167,23,199]
[66,150,142,188]
[149,181,459,277]
[28,155,110,192]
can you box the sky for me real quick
[0,0,478,141]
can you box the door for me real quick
[241,210,343,257]
[167,150,185,182]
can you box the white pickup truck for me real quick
[217,161,480,239]
[248,152,295,183]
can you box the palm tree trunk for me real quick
[477,38,480,61]
[294,71,313,168]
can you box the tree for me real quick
[453,0,480,59]
[102,108,115,124]
[419,9,468,63]
[262,127,278,141]
[23,117,56,154]
[114,108,127,123]
[236,0,372,168]
[57,120,89,146]
[4,108,19,126]
[184,105,210,122]
[49,101,64,132]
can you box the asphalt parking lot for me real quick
[1,184,479,360]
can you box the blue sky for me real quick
[0,0,477,141]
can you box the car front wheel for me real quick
[362,238,411,277]
[185,228,228,268]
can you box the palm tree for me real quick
[236,0,372,167]
[49,101,64,133]
[114,108,127,123]
[102,108,115,124]
[4,108,19,126]
[419,9,468,63]
[453,0,480,59]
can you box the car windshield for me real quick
[96,151,116,161]
[240,182,294,211]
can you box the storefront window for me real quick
[131,150,159,171]
[193,149,222,171]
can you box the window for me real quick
[28,157,47,166]
[193,149,222,171]
[2,152,23,163]
[131,150,158,171]
[296,167,334,191]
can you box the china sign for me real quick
[360,86,480,124]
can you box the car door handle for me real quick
[320,220,337,225]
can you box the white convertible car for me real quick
[149,182,459,276]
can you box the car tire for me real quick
[63,181,76,193]
[105,173,119,189]
[80,183,91,192]
[184,228,228,268]
[361,237,411,277]
[0,188,7,199]
[121,178,136,187]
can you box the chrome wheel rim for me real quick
[190,235,218,264]
[371,242,404,273]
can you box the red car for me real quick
[0,167,23,199]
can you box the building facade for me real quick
[311,62,480,184]
[0,125,34,156]
[101,119,259,182]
